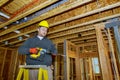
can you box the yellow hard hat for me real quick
[38,20,49,28]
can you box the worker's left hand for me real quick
[40,49,47,54]
[40,49,52,55]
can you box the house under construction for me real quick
[0,0,120,80]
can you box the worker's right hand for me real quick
[29,48,38,54]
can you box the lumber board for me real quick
[71,35,96,42]
[0,0,58,29]
[0,0,9,7]
[107,29,120,80]
[0,0,93,36]
[75,46,81,80]
[50,2,120,27]
[95,26,113,80]
[79,52,98,58]
[48,27,95,39]
[0,9,120,43]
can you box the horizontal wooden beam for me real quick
[52,31,96,43]
[15,40,97,47]
[50,2,120,28]
[3,31,94,46]
[2,34,76,46]
[0,8,120,43]
[70,35,96,42]
[0,39,26,46]
[0,23,95,42]
[68,50,77,58]
[0,0,59,29]
[74,39,97,44]
[0,27,36,42]
[79,52,98,58]
[78,42,97,47]
[4,30,96,46]
[72,35,96,42]
[0,47,14,50]
[49,27,95,39]
[5,31,95,46]
[0,0,92,36]
[0,0,9,7]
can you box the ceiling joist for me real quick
[0,0,9,7]
[0,0,93,36]
[0,0,58,29]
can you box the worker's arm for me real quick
[49,43,57,56]
[18,38,34,54]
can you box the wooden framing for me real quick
[0,0,120,79]
[0,0,9,7]
[0,0,93,36]
[0,5,120,47]
[8,50,18,80]
[75,46,81,80]
[64,40,79,80]
[95,26,113,80]
[1,12,120,45]
[50,1,120,29]
[0,0,59,29]
[107,28,120,79]
[113,24,120,63]
[0,47,18,80]
[79,52,98,58]
[0,48,7,80]
[63,40,101,80]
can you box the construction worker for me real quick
[18,20,57,80]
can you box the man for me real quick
[18,20,57,80]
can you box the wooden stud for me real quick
[95,26,113,80]
[0,48,7,79]
[107,28,120,80]
[75,46,81,80]
[8,50,18,80]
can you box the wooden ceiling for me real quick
[0,0,120,48]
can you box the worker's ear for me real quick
[37,29,39,31]
[37,27,41,31]
[37,27,40,31]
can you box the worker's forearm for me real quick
[18,46,30,54]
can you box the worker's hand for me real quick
[40,49,47,54]
[29,48,38,54]
[41,49,51,55]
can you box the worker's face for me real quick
[38,27,48,37]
